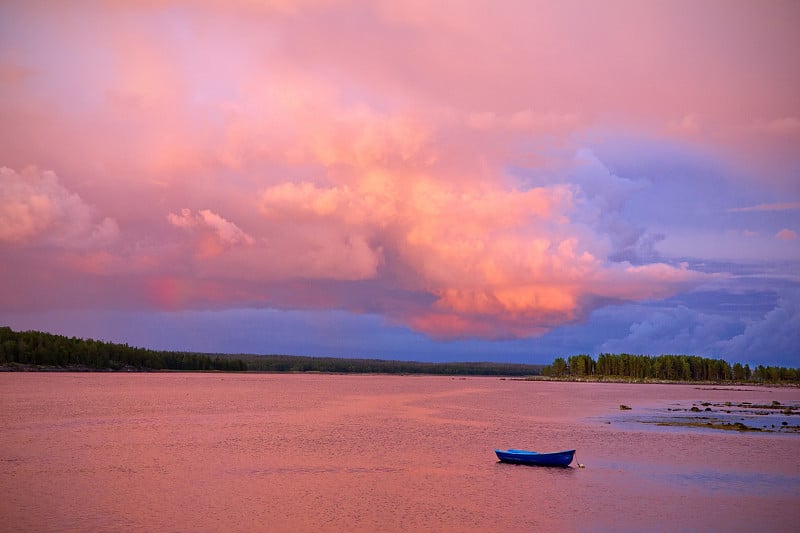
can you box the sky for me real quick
[1,0,798,367]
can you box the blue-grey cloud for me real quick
[597,305,735,358]
[719,292,800,368]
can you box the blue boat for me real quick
[494,448,575,467]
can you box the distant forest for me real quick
[232,353,544,376]
[2,326,797,382]
[0,326,542,375]
[0,327,247,372]
[543,354,800,384]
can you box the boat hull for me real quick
[494,448,575,467]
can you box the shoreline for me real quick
[2,363,799,387]
[519,375,800,388]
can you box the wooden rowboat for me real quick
[494,448,575,467]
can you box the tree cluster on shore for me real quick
[542,353,800,384]
[0,326,246,371]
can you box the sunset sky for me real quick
[1,0,798,366]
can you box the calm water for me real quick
[1,374,798,532]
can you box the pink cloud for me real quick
[0,57,34,85]
[1,0,794,339]
[252,171,703,338]
[776,229,798,241]
[168,208,255,259]
[0,167,119,247]
[168,208,254,245]
[752,117,800,136]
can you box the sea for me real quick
[1,373,798,532]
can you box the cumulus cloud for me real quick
[1,0,796,349]
[260,182,375,222]
[168,208,254,257]
[0,166,119,247]
[593,285,800,367]
[721,293,800,366]
[775,228,797,241]
[598,305,733,356]
[254,168,703,338]
[168,208,254,245]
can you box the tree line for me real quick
[0,326,247,371]
[233,353,545,376]
[0,326,545,375]
[542,353,800,383]
[4,326,795,381]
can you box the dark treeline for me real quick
[232,353,545,376]
[0,326,247,371]
[8,326,795,382]
[542,353,800,383]
[0,326,544,375]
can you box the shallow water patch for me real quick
[602,399,800,434]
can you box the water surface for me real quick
[1,374,798,532]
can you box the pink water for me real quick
[1,373,798,532]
